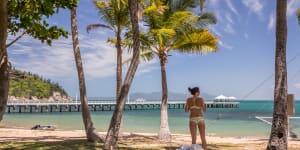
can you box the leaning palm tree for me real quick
[267,0,288,149]
[87,0,129,99]
[103,0,141,149]
[0,0,9,121]
[71,6,103,142]
[140,0,218,140]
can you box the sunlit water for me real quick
[1,100,300,138]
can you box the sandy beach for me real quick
[0,128,299,150]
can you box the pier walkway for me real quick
[6,101,239,113]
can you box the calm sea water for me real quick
[1,100,300,138]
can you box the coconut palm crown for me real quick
[139,0,218,62]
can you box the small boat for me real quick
[135,98,146,102]
[31,124,56,131]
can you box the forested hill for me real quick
[9,68,69,100]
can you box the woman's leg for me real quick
[198,120,207,150]
[189,120,197,144]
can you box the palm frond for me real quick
[122,51,155,65]
[199,0,205,12]
[143,1,168,28]
[165,11,198,29]
[140,51,155,62]
[173,30,218,54]
[150,28,176,48]
[169,0,197,12]
[94,0,129,31]
[297,8,300,25]
[198,12,217,27]
[86,24,113,33]
[94,1,116,28]
[107,37,117,44]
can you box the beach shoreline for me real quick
[0,127,299,150]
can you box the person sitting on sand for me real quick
[185,87,207,150]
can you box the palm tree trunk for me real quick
[0,0,10,122]
[158,58,171,141]
[103,0,140,149]
[71,7,103,142]
[116,25,124,137]
[267,0,288,149]
[116,26,122,99]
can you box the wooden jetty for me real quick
[6,101,239,113]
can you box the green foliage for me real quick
[7,0,78,45]
[88,0,130,33]
[9,68,68,99]
[141,0,218,57]
[297,8,300,25]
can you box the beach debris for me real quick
[177,144,202,150]
[31,125,56,131]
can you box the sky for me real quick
[6,0,300,100]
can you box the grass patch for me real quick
[0,140,102,150]
[0,140,178,150]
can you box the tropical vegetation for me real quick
[9,68,68,99]
[0,0,78,121]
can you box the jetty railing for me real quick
[6,101,240,113]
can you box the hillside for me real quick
[9,68,69,101]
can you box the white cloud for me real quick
[209,26,222,37]
[218,40,233,50]
[225,0,239,16]
[242,0,264,18]
[224,23,235,34]
[7,33,157,79]
[294,83,300,89]
[267,13,275,31]
[287,0,300,17]
[225,13,234,24]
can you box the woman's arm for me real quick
[184,98,190,112]
[201,98,206,112]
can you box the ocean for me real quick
[1,100,300,138]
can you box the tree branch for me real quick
[6,32,26,48]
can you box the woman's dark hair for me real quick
[188,87,200,95]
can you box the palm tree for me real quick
[140,0,218,140]
[71,6,103,142]
[0,0,10,122]
[87,0,129,99]
[103,0,141,149]
[267,0,288,149]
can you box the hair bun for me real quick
[188,86,200,96]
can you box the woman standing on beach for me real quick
[185,87,207,150]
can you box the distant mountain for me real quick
[88,91,216,101]
[128,91,216,101]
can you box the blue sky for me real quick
[6,0,300,100]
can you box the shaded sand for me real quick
[0,128,300,150]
